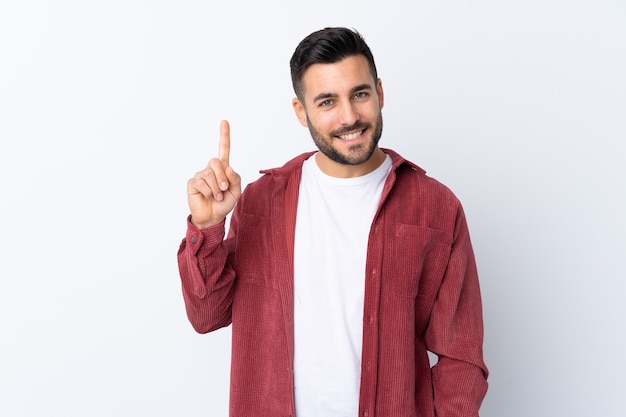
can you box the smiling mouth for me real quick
[337,129,365,141]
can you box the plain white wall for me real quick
[1,1,624,416]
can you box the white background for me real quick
[1,1,624,416]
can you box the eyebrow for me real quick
[312,83,373,103]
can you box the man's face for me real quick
[292,55,385,177]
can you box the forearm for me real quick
[430,357,488,416]
[425,207,489,416]
[177,216,236,333]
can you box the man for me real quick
[178,27,488,417]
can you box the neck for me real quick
[315,148,386,178]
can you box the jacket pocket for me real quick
[385,223,453,298]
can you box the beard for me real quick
[306,112,383,166]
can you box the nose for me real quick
[338,100,360,126]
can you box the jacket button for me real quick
[191,237,198,244]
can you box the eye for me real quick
[354,91,368,99]
[319,99,334,107]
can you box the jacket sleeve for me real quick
[424,205,489,416]
[176,210,239,334]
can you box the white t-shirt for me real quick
[293,153,392,417]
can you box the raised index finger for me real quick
[219,119,230,163]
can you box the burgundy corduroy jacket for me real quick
[178,149,488,417]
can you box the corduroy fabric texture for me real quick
[178,149,488,417]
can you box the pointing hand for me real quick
[187,120,242,228]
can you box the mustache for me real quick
[331,122,369,136]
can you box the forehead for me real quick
[301,55,375,100]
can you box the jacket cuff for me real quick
[182,216,227,298]
[185,215,226,256]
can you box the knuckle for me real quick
[188,177,201,188]
[193,168,208,178]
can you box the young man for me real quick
[178,27,488,417]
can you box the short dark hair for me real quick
[289,27,378,100]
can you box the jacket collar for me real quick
[258,148,426,178]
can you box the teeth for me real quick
[339,130,363,140]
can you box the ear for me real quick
[376,78,384,110]
[292,97,309,127]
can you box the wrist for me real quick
[190,216,225,230]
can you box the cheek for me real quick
[309,111,335,131]
[359,102,381,119]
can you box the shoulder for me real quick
[383,149,465,231]
[237,151,314,207]
[385,148,461,206]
